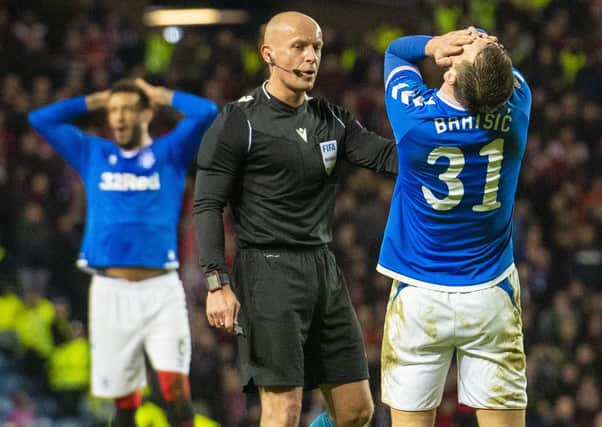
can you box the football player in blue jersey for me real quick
[378,28,531,427]
[29,79,217,427]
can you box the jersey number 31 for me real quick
[422,138,504,212]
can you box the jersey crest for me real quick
[138,150,156,169]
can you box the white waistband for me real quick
[376,264,516,293]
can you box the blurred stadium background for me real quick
[0,0,600,426]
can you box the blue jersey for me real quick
[377,36,532,290]
[29,92,217,271]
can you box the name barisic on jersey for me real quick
[99,172,161,191]
[434,109,512,134]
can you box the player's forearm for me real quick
[28,96,88,130]
[154,86,174,106]
[134,78,174,107]
[386,35,432,64]
[171,91,218,123]
[84,91,110,111]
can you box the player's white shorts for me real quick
[89,271,191,398]
[381,267,527,411]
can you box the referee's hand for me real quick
[206,286,240,334]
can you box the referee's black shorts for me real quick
[232,245,369,392]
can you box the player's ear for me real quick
[142,108,154,123]
[444,68,457,87]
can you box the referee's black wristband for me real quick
[205,270,231,292]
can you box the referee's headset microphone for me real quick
[268,54,304,77]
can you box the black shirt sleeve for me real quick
[193,105,248,274]
[338,107,398,175]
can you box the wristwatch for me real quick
[205,270,231,292]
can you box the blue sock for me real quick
[308,411,335,427]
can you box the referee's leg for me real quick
[258,386,303,427]
[319,380,373,427]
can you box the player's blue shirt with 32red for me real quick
[377,36,532,290]
[28,92,217,271]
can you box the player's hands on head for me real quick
[206,285,241,334]
[467,26,500,45]
[426,27,478,67]
[85,90,111,111]
[134,78,174,107]
[467,26,504,52]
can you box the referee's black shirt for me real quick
[193,83,397,273]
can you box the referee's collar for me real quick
[261,81,309,114]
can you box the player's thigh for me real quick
[456,270,527,410]
[233,249,317,389]
[144,273,191,374]
[381,282,455,411]
[89,276,146,397]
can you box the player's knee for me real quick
[333,401,374,427]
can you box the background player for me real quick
[377,28,531,427]
[28,79,217,427]
[193,11,397,427]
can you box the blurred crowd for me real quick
[0,0,600,426]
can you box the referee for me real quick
[193,11,396,427]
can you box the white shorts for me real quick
[381,267,527,411]
[89,272,191,398]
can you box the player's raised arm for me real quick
[135,78,218,167]
[28,92,109,173]
[385,30,476,85]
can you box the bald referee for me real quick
[193,11,397,427]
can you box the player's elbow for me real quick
[207,101,218,118]
[198,100,218,125]
[27,109,44,132]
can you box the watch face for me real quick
[206,272,222,291]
